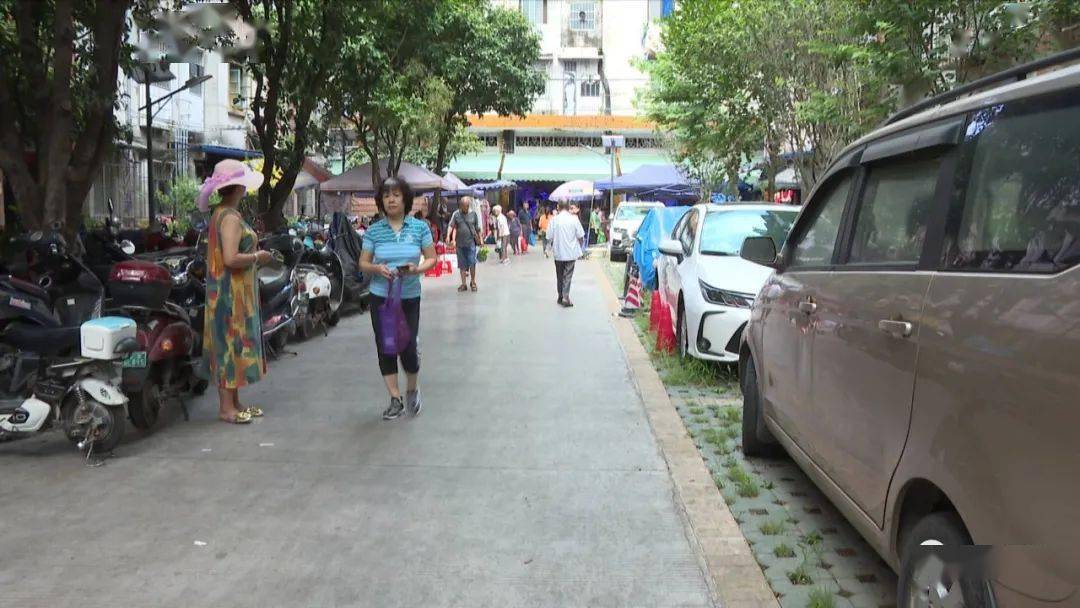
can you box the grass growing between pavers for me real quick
[602,260,898,608]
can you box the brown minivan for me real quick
[739,49,1080,607]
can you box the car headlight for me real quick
[699,280,754,308]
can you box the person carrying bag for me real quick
[359,177,437,421]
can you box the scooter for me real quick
[106,254,206,431]
[258,233,305,355]
[291,225,345,338]
[326,211,371,309]
[0,232,139,455]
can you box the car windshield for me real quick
[699,209,798,256]
[615,206,655,221]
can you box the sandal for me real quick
[220,410,253,424]
[457,285,468,292]
[470,283,478,292]
[242,406,264,418]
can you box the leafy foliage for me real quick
[642,0,1078,195]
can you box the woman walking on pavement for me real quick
[358,177,438,420]
[508,210,522,255]
[538,207,552,258]
[199,159,274,424]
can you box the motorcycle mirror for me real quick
[120,240,136,255]
[288,228,297,236]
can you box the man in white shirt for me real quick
[547,201,586,307]
[494,205,511,264]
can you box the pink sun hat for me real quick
[197,159,265,212]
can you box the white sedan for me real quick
[657,203,800,363]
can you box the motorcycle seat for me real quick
[258,270,290,298]
[0,275,49,302]
[263,287,291,312]
[2,322,80,355]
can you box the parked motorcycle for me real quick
[258,233,305,355]
[0,232,139,454]
[326,211,370,309]
[107,254,206,430]
[291,226,344,338]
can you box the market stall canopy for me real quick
[449,149,671,182]
[319,160,444,193]
[440,172,480,197]
[549,180,600,202]
[773,166,801,189]
[594,164,699,199]
[472,179,518,191]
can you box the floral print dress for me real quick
[204,207,266,388]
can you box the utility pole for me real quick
[146,76,155,221]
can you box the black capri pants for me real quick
[368,295,421,376]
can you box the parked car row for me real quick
[653,51,1080,607]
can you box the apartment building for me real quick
[450,0,675,200]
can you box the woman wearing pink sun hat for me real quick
[199,159,274,425]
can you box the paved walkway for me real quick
[0,253,713,607]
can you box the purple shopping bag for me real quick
[378,276,412,356]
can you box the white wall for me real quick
[502,0,654,117]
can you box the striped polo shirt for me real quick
[362,216,434,299]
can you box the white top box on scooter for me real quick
[80,316,137,360]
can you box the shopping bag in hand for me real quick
[378,277,412,356]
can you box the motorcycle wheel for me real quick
[190,378,209,396]
[62,394,126,453]
[327,307,341,326]
[128,378,162,431]
[270,329,289,352]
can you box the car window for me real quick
[847,155,940,265]
[945,93,1080,273]
[700,209,798,256]
[679,209,699,254]
[789,173,853,267]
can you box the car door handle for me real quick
[878,319,913,338]
[798,300,817,314]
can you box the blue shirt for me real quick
[362,216,434,299]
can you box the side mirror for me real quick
[658,238,685,261]
[120,240,136,256]
[740,236,779,268]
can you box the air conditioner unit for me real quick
[500,130,515,155]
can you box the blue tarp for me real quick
[595,164,699,201]
[633,206,690,290]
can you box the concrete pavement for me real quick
[0,252,714,607]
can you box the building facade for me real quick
[450,0,674,196]
[87,16,254,224]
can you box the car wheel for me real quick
[677,304,689,359]
[897,512,993,608]
[741,357,782,457]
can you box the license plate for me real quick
[122,351,147,368]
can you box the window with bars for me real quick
[228,64,245,111]
[580,80,600,97]
[569,1,596,31]
[562,60,578,74]
[519,0,545,26]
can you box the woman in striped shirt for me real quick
[359,177,437,420]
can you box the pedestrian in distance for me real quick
[448,196,482,292]
[508,210,522,255]
[198,159,274,425]
[358,177,438,421]
[538,207,553,258]
[548,200,586,307]
[494,204,511,264]
[519,203,533,251]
